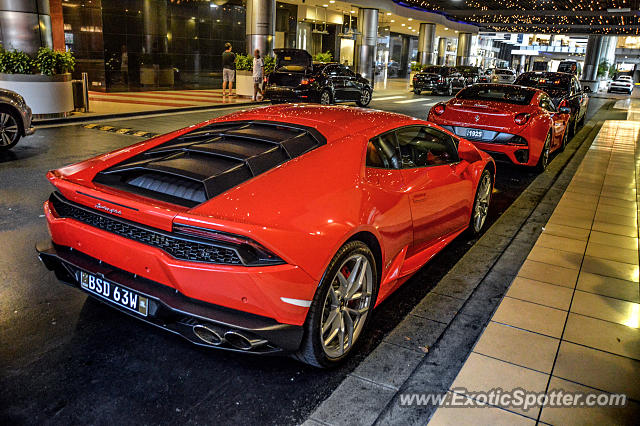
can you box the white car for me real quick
[491,68,516,84]
[608,76,634,94]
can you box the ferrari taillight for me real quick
[514,113,531,125]
[432,103,446,115]
[173,224,284,266]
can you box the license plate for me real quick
[466,129,484,139]
[78,271,149,316]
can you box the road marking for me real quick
[394,98,432,104]
[82,123,158,138]
[372,95,407,101]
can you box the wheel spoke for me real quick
[0,114,7,125]
[346,258,367,299]
[338,315,345,355]
[329,285,339,305]
[343,311,354,346]
[322,309,339,334]
[337,272,348,297]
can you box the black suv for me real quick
[264,49,373,106]
[514,71,589,137]
[413,66,455,96]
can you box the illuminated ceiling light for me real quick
[408,18,413,21]
[386,12,392,15]
[401,23,405,26]
[350,10,355,13]
[329,0,335,3]
[322,4,328,7]
[390,19,395,22]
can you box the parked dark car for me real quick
[0,88,35,152]
[514,71,589,137]
[413,66,455,95]
[454,66,483,87]
[264,49,373,106]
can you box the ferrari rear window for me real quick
[457,86,535,105]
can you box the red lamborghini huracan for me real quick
[428,84,571,171]
[37,105,494,367]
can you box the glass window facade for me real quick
[63,0,246,91]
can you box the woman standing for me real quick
[252,49,264,101]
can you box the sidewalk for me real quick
[304,100,639,425]
[36,78,412,125]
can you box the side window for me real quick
[540,95,556,112]
[366,132,400,169]
[396,126,459,168]
[341,66,355,77]
[573,78,582,94]
[325,65,339,76]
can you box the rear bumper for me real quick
[264,87,315,102]
[36,240,304,354]
[414,81,447,92]
[609,86,633,93]
[473,142,531,166]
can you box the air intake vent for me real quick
[93,121,326,207]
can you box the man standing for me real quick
[222,43,235,96]
[252,49,264,101]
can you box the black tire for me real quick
[320,90,332,105]
[294,241,378,368]
[536,132,552,172]
[414,88,421,95]
[468,169,493,236]
[578,113,586,128]
[0,107,22,152]
[356,89,372,107]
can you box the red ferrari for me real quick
[428,84,571,171]
[37,105,494,367]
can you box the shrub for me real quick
[235,54,276,74]
[0,49,35,74]
[313,51,333,63]
[263,55,275,74]
[35,47,75,75]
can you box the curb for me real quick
[304,103,623,426]
[33,100,269,127]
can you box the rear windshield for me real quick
[516,73,571,91]
[456,66,480,76]
[496,69,514,75]
[457,85,535,105]
[422,66,446,75]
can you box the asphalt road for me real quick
[0,91,611,424]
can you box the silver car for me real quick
[0,88,35,151]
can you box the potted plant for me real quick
[0,46,75,117]
[313,51,333,63]
[409,62,422,87]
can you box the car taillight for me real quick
[300,78,315,85]
[173,224,284,266]
[432,103,446,115]
[514,113,530,125]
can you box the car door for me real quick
[573,77,588,118]
[362,131,413,293]
[396,126,474,257]
[324,65,347,101]
[340,66,360,100]
[540,94,567,149]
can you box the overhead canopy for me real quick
[393,0,640,34]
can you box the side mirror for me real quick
[458,141,483,163]
[558,106,571,114]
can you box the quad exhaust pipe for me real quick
[224,331,268,350]
[192,324,223,346]
[192,325,267,350]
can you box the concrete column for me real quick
[437,37,447,65]
[417,23,437,65]
[456,32,473,66]
[583,34,603,82]
[0,0,52,54]
[519,55,526,72]
[49,0,64,51]
[400,35,410,77]
[355,8,378,80]
[246,0,275,56]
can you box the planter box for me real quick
[0,73,73,115]
[236,70,254,97]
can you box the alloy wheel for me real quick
[359,90,371,106]
[473,172,491,233]
[320,254,372,358]
[320,91,331,105]
[538,134,551,171]
[0,113,19,146]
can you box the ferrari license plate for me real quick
[78,271,149,316]
[466,129,484,139]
